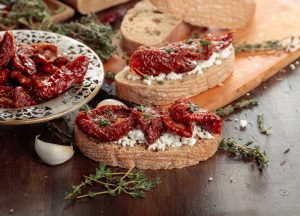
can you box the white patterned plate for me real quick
[0,30,103,125]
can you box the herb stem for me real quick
[83,175,116,187]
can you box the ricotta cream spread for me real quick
[114,124,214,151]
[125,45,232,86]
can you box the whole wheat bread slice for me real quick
[121,0,192,54]
[149,0,256,29]
[115,47,234,106]
[75,125,221,169]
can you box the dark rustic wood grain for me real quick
[0,60,299,216]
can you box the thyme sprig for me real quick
[235,40,283,54]
[257,114,271,135]
[219,139,269,170]
[216,98,258,117]
[47,122,74,144]
[65,163,160,200]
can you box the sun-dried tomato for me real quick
[169,98,222,134]
[32,43,58,64]
[11,86,36,108]
[12,54,37,75]
[161,110,194,138]
[53,56,70,68]
[76,105,135,142]
[0,96,14,108]
[0,69,10,85]
[10,70,33,88]
[169,98,206,122]
[209,32,234,51]
[0,31,15,68]
[132,106,163,144]
[0,86,14,97]
[197,113,223,134]
[35,55,89,100]
[41,63,57,74]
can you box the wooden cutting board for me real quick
[192,0,300,110]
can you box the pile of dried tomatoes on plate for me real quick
[0,31,90,108]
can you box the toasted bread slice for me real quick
[75,125,221,169]
[121,0,192,54]
[149,0,256,29]
[115,47,234,106]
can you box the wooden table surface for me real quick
[1,3,300,216]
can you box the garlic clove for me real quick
[96,99,126,108]
[35,135,74,166]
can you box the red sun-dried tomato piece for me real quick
[132,106,163,144]
[197,113,223,134]
[53,56,70,68]
[76,105,135,142]
[32,43,58,64]
[0,31,15,68]
[169,98,207,123]
[12,54,37,75]
[35,55,89,100]
[162,110,194,138]
[11,86,36,108]
[0,86,14,97]
[210,32,234,51]
[129,38,217,76]
[0,69,10,85]
[41,63,57,74]
[0,96,15,108]
[10,70,33,88]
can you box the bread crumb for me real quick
[296,61,299,65]
[208,177,213,182]
[234,119,238,122]
[290,64,296,70]
[9,209,14,214]
[240,119,247,128]
[217,83,224,87]
[230,177,236,183]
[246,93,250,96]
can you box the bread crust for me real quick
[149,0,256,29]
[121,0,192,54]
[115,47,234,106]
[75,125,221,169]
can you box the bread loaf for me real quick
[149,0,256,29]
[121,0,192,54]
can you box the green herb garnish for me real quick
[219,139,269,170]
[191,33,200,39]
[156,80,164,85]
[80,104,91,113]
[234,40,283,54]
[188,103,199,113]
[257,114,271,135]
[54,5,65,14]
[99,119,110,126]
[137,105,145,112]
[216,98,258,117]
[143,113,151,119]
[185,38,194,45]
[143,75,149,80]
[105,72,115,80]
[199,39,212,48]
[65,163,160,200]
[164,47,174,54]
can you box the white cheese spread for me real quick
[115,124,214,151]
[126,45,232,85]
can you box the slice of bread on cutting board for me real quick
[121,0,192,54]
[115,47,234,106]
[75,124,221,170]
[149,0,256,29]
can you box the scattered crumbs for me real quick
[296,61,299,65]
[276,77,283,81]
[284,148,290,154]
[9,209,14,214]
[234,118,238,122]
[246,92,250,96]
[230,177,236,183]
[263,86,267,89]
[247,56,253,61]
[44,175,48,179]
[217,83,224,87]
[289,64,296,70]
[240,119,248,128]
[208,177,214,182]
[280,161,287,166]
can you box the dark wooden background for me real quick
[1,3,300,216]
